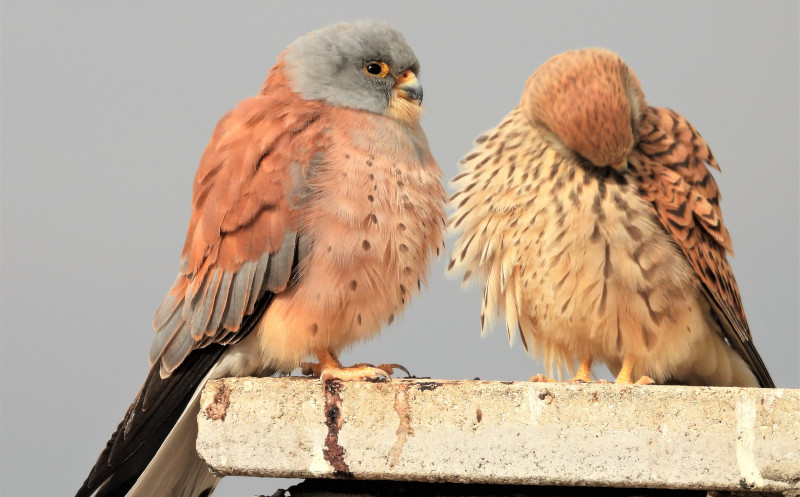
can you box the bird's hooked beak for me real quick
[393,69,423,106]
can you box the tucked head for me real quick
[521,48,646,171]
[283,20,423,122]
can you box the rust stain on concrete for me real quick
[322,379,353,478]
[204,382,231,421]
[389,383,415,467]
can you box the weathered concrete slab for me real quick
[197,378,799,494]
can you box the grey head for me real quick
[283,20,422,115]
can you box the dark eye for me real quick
[363,61,390,78]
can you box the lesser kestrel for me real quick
[449,48,773,388]
[77,20,446,497]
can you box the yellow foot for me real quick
[351,362,411,378]
[624,375,655,385]
[320,365,391,383]
[528,374,556,382]
[300,348,411,383]
[300,361,322,377]
[567,356,593,383]
[614,375,655,385]
[613,355,655,385]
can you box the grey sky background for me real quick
[2,2,798,496]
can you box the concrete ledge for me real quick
[196,378,799,494]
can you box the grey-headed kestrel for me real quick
[76,20,446,497]
[449,48,773,388]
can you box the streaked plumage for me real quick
[77,20,445,497]
[449,48,772,388]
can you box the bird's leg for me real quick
[568,356,593,383]
[300,349,340,378]
[614,355,655,385]
[301,348,392,382]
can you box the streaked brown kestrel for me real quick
[77,20,446,497]
[449,47,773,388]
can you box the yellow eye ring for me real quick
[363,61,390,78]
